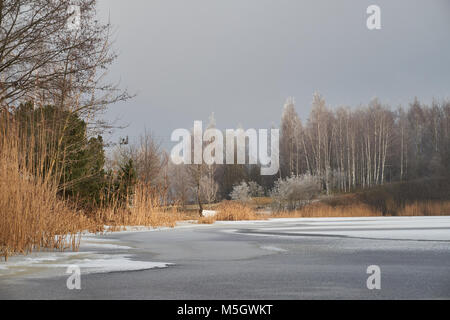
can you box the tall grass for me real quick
[0,110,91,261]
[272,201,450,218]
[95,182,181,229]
[397,201,450,216]
[272,203,382,218]
[0,109,181,261]
[215,201,261,221]
[199,198,450,223]
[198,201,261,224]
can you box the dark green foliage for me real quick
[116,158,137,203]
[66,135,106,205]
[14,102,106,206]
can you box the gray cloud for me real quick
[97,0,450,146]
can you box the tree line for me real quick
[165,94,450,209]
[279,93,450,194]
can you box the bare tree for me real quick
[168,161,192,207]
[1,0,131,189]
[306,92,334,194]
[280,97,302,177]
[199,171,218,204]
[0,0,130,116]
[185,113,219,216]
[130,130,166,187]
[276,94,450,195]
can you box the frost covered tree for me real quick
[247,181,265,197]
[270,174,321,210]
[230,180,264,202]
[280,97,302,177]
[199,171,219,204]
[186,113,220,215]
[230,181,251,202]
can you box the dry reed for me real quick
[0,110,90,261]
[95,182,181,228]
[272,201,450,218]
[198,201,261,224]
[272,203,382,218]
[397,201,450,216]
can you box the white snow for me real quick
[80,242,132,250]
[260,246,287,252]
[202,210,217,217]
[53,254,172,274]
[0,252,171,277]
[0,231,173,278]
[226,216,450,241]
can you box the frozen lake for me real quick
[1,216,450,299]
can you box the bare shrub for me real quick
[199,173,219,204]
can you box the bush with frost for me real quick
[230,181,265,202]
[247,181,265,197]
[230,181,251,202]
[270,174,321,210]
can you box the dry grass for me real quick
[215,201,261,221]
[272,200,450,218]
[198,215,216,224]
[197,201,262,224]
[95,182,181,229]
[0,111,93,261]
[251,197,273,207]
[397,201,450,216]
[0,109,182,261]
[196,198,450,225]
[272,203,382,218]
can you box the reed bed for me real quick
[198,199,450,224]
[0,110,181,260]
[198,201,262,224]
[272,203,382,218]
[0,111,91,261]
[95,182,182,229]
[272,201,450,218]
[397,201,450,216]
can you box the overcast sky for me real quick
[97,0,450,147]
